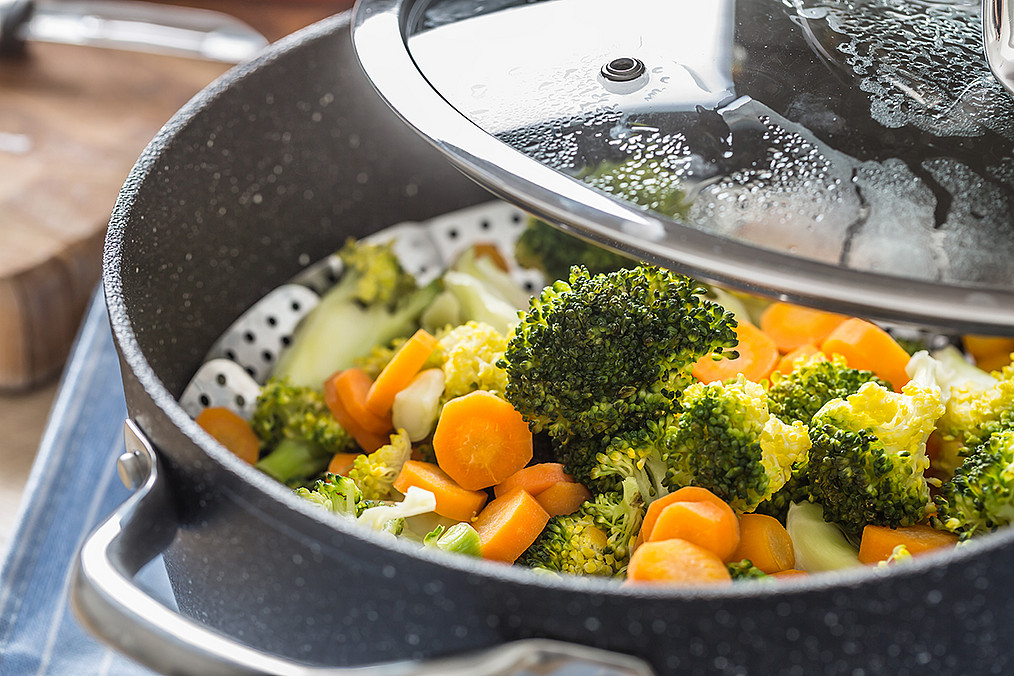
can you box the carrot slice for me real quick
[323,375,389,453]
[729,513,795,574]
[820,318,912,392]
[324,368,393,435]
[494,462,574,498]
[327,452,362,477]
[771,569,808,578]
[365,329,439,417]
[760,302,847,354]
[963,335,1014,366]
[639,486,734,546]
[393,459,488,522]
[535,481,593,517]
[432,390,533,491]
[692,321,779,384]
[648,500,741,562]
[471,487,550,563]
[857,524,959,565]
[195,407,260,464]
[626,538,732,586]
[774,343,826,376]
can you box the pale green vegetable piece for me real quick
[392,368,445,441]
[786,501,862,573]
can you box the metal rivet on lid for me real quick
[600,57,646,82]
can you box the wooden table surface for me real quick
[0,0,353,554]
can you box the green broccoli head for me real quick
[805,379,944,534]
[250,377,354,453]
[513,217,635,283]
[585,416,673,501]
[250,377,357,485]
[665,375,811,513]
[727,559,770,581]
[337,237,418,309]
[935,428,1014,538]
[436,321,509,401]
[521,513,623,576]
[501,265,738,443]
[295,473,367,518]
[767,355,891,425]
[521,478,645,576]
[347,429,412,501]
[938,360,1014,450]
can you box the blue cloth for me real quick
[0,288,163,676]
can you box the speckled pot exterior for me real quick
[102,12,1014,675]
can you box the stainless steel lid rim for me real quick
[352,0,1014,334]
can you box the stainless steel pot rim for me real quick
[102,12,1014,608]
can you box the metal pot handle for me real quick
[70,419,656,676]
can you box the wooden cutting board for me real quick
[0,1,351,391]
[0,43,230,390]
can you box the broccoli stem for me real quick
[255,438,331,485]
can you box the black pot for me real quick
[73,11,1014,676]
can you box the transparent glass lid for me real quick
[352,0,1014,334]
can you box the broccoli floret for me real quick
[935,428,1014,538]
[501,265,738,444]
[585,417,672,500]
[727,559,769,580]
[250,377,357,484]
[767,354,891,425]
[804,377,944,535]
[513,217,635,283]
[436,321,509,401]
[347,429,412,501]
[295,473,371,518]
[274,238,439,388]
[665,375,811,513]
[935,351,1014,450]
[521,477,644,576]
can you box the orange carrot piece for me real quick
[820,318,912,391]
[775,343,826,376]
[393,459,488,522]
[857,524,959,565]
[963,335,1014,365]
[327,452,362,476]
[323,375,389,453]
[471,487,550,563]
[324,368,393,435]
[976,351,1014,373]
[365,329,439,417]
[729,513,795,574]
[535,481,593,517]
[494,462,574,498]
[626,538,732,586]
[432,390,533,491]
[692,321,779,384]
[771,569,808,578]
[195,407,260,464]
[760,302,847,354]
[648,500,741,562]
[639,486,734,545]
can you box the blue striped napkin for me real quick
[0,288,163,676]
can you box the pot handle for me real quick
[70,420,656,676]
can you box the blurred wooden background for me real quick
[0,0,353,552]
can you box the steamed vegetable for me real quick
[191,229,1014,585]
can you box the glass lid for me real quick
[351,0,1014,334]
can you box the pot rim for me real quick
[102,10,1014,607]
